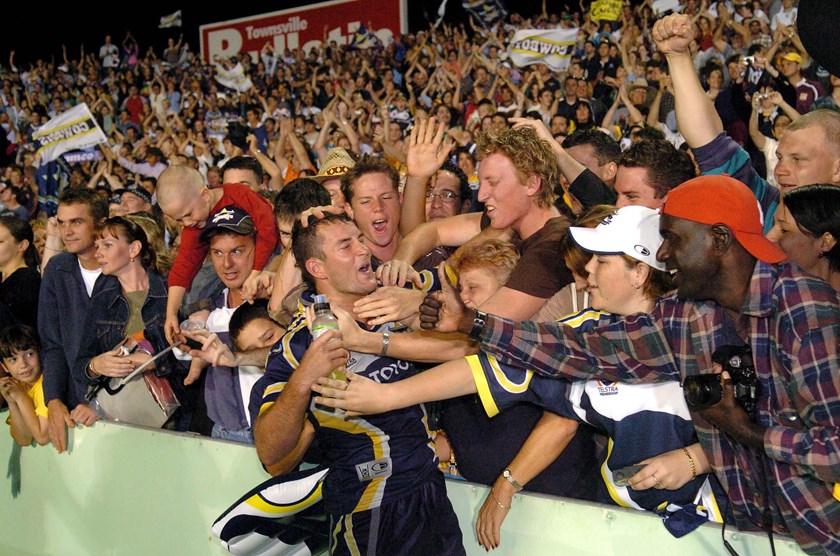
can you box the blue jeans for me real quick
[211,423,254,445]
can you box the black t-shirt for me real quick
[0,266,40,328]
[442,395,602,500]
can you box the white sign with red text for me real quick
[200,0,407,64]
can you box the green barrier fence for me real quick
[0,420,805,555]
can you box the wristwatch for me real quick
[502,468,524,492]
[469,310,487,341]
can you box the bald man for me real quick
[157,166,278,344]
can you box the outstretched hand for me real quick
[376,259,423,288]
[311,370,390,417]
[406,116,454,179]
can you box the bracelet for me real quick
[469,310,487,341]
[379,332,390,357]
[86,358,99,379]
[683,447,697,480]
[491,487,511,510]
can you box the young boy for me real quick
[0,326,49,446]
[156,165,279,344]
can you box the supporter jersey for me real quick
[467,308,725,521]
[250,299,438,516]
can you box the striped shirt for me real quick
[693,132,780,235]
[474,261,840,555]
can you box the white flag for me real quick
[32,103,108,164]
[215,62,253,93]
[652,0,680,15]
[159,9,182,29]
[434,0,449,27]
[509,28,579,72]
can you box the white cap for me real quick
[569,206,666,270]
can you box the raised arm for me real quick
[400,117,453,236]
[748,93,768,150]
[247,134,284,191]
[653,14,723,148]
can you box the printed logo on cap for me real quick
[213,208,236,223]
[635,245,650,256]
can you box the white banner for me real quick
[652,0,680,15]
[32,103,108,164]
[509,28,578,72]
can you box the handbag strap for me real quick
[116,342,184,387]
[84,342,184,400]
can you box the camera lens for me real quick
[683,375,723,409]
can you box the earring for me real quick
[130,256,136,263]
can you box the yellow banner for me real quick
[591,0,622,21]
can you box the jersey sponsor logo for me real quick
[364,359,411,383]
[355,457,392,482]
[596,379,619,396]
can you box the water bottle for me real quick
[310,294,347,384]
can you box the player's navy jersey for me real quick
[250,307,437,516]
[468,308,724,521]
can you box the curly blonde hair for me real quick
[448,237,520,287]
[475,126,560,209]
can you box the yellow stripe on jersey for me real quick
[415,269,437,293]
[317,412,390,514]
[702,479,724,523]
[601,439,634,509]
[467,354,500,417]
[332,515,361,556]
[244,479,323,515]
[281,319,306,368]
[559,308,605,327]
[487,355,533,394]
[262,382,286,398]
[256,382,287,416]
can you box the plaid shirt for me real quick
[477,261,840,555]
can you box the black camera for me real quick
[683,345,759,421]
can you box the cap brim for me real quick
[734,231,787,264]
[199,224,255,243]
[569,227,623,256]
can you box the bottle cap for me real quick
[313,294,328,304]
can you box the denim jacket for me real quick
[75,271,179,388]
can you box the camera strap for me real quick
[758,455,778,556]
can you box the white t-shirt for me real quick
[772,7,797,30]
[79,261,102,297]
[761,137,780,187]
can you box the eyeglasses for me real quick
[425,191,460,203]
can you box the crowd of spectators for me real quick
[2,0,840,554]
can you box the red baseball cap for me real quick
[661,175,787,264]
